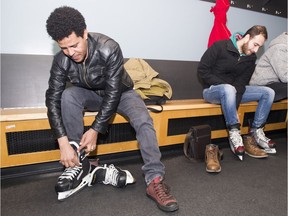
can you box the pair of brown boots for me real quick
[205,135,268,173]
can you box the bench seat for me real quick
[1,99,287,168]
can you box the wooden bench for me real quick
[1,99,287,168]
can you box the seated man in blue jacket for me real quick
[197,25,276,170]
[45,6,178,212]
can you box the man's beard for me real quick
[241,42,250,55]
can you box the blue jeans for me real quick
[61,86,164,185]
[203,84,275,128]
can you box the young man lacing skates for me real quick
[45,6,178,212]
[197,25,276,172]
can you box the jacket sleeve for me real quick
[198,43,228,86]
[91,41,125,134]
[45,57,67,139]
[270,44,288,83]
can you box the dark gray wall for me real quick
[1,54,203,108]
[1,54,53,108]
[144,59,203,100]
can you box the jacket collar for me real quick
[229,32,247,56]
[85,34,97,64]
[226,39,239,54]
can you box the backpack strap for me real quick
[183,129,194,160]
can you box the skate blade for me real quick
[58,190,74,201]
[264,148,276,154]
[229,142,244,161]
[87,166,101,187]
[57,173,91,201]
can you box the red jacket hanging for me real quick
[208,0,231,47]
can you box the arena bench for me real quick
[1,55,287,168]
[1,99,287,168]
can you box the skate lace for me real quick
[103,164,119,186]
[256,128,270,142]
[59,166,82,181]
[229,130,243,148]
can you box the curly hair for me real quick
[46,6,87,41]
[243,25,268,40]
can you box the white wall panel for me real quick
[1,0,287,60]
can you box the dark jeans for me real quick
[61,86,165,185]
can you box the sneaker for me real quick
[146,176,179,212]
[55,141,91,193]
[228,128,245,160]
[243,135,268,158]
[88,164,136,188]
[205,144,221,173]
[249,128,276,154]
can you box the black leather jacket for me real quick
[46,33,134,138]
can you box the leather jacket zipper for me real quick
[82,62,92,88]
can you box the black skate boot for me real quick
[55,141,91,200]
[88,164,136,188]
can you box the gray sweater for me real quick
[250,32,288,85]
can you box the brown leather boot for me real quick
[205,144,221,173]
[243,135,268,158]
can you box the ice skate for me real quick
[88,163,136,188]
[56,141,91,201]
[249,127,276,154]
[228,128,245,161]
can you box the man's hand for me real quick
[58,136,80,167]
[78,128,98,154]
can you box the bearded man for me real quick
[197,26,276,172]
